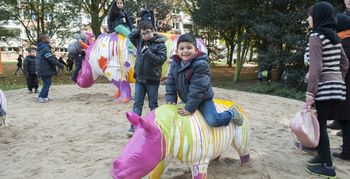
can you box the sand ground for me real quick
[0,84,349,179]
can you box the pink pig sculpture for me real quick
[76,33,133,102]
[112,99,250,179]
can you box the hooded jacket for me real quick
[107,9,133,32]
[35,42,63,77]
[129,29,167,84]
[165,51,214,113]
[23,55,36,75]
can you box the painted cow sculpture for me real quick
[76,32,207,103]
[112,99,250,179]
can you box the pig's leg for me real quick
[118,80,131,103]
[111,80,121,99]
[148,159,169,179]
[231,116,251,165]
[191,163,208,179]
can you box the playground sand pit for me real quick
[0,84,349,178]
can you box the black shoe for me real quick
[305,165,336,179]
[127,125,135,137]
[327,121,341,130]
[333,152,350,161]
[305,156,322,166]
[295,142,317,152]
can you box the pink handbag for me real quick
[290,109,319,148]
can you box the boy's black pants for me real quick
[26,73,39,91]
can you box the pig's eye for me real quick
[130,154,141,162]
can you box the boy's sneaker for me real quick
[27,90,32,94]
[228,106,244,126]
[305,156,322,166]
[38,97,49,103]
[305,165,336,179]
[127,125,135,137]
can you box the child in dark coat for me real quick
[107,0,134,51]
[108,0,133,36]
[127,21,167,136]
[23,48,39,94]
[165,33,244,127]
[14,55,24,75]
[35,34,64,103]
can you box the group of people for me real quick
[11,0,350,177]
[112,0,350,178]
[303,0,350,178]
[105,0,244,137]
[16,48,74,96]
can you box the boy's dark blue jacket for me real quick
[35,42,63,77]
[165,51,214,113]
[129,29,167,84]
[23,55,36,75]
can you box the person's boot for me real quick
[333,136,350,160]
[327,121,341,129]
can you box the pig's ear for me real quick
[139,117,158,135]
[126,111,140,126]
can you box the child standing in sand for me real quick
[36,34,64,103]
[165,33,244,127]
[127,21,167,136]
[23,48,39,94]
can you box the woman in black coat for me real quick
[332,13,350,160]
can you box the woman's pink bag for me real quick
[290,109,319,148]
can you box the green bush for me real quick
[242,81,305,101]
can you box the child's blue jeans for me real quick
[132,81,159,116]
[39,76,52,98]
[198,99,233,127]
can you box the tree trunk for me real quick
[90,12,102,37]
[234,28,250,83]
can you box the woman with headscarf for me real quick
[304,2,349,178]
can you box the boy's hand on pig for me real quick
[177,108,192,116]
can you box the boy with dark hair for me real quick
[23,48,39,94]
[166,33,244,127]
[127,21,167,136]
[36,34,64,103]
